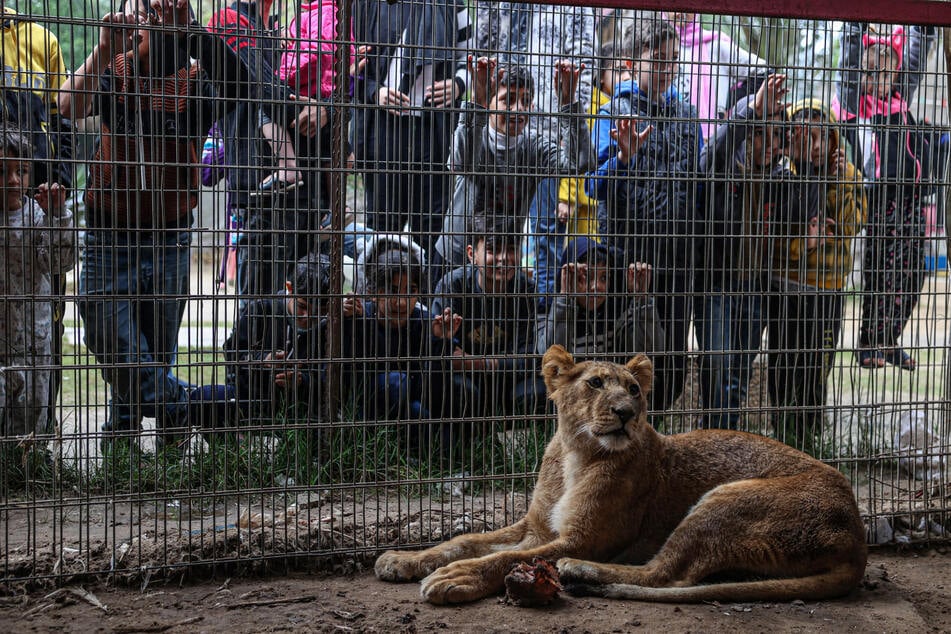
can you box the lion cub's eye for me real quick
[587,377,604,389]
[628,383,641,397]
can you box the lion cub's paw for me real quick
[556,557,603,583]
[420,561,491,605]
[374,550,434,582]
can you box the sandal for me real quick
[856,349,885,369]
[882,348,916,372]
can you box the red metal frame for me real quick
[548,0,951,26]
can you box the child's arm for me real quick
[584,117,652,200]
[701,74,786,174]
[35,183,76,275]
[535,265,577,355]
[617,297,665,356]
[897,25,937,103]
[431,307,463,341]
[449,59,494,174]
[836,22,866,120]
[259,118,304,186]
[533,61,595,182]
[57,11,140,119]
[828,158,868,240]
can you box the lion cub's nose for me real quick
[612,405,636,422]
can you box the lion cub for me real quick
[375,345,868,604]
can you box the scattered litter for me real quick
[189,524,237,535]
[275,475,296,487]
[37,587,108,613]
[894,410,947,482]
[867,517,894,545]
[441,471,470,497]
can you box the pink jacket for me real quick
[278,1,354,99]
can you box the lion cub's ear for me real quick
[542,345,576,395]
[626,354,653,396]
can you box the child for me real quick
[587,17,702,412]
[665,11,767,139]
[352,232,425,296]
[535,237,660,366]
[433,56,594,274]
[188,254,331,437]
[764,100,867,455]
[431,215,544,419]
[340,248,459,449]
[836,23,937,371]
[0,130,75,436]
[554,42,632,242]
[693,73,819,430]
[278,0,354,101]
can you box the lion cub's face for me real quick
[541,345,653,453]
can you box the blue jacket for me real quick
[587,80,703,271]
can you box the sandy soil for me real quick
[3,548,950,633]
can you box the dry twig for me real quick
[113,616,204,633]
[225,595,317,609]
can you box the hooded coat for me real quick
[697,95,819,286]
[535,237,662,364]
[587,79,703,272]
[834,22,936,191]
[778,100,867,290]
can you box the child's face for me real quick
[0,151,30,212]
[572,262,609,312]
[468,237,518,288]
[284,282,324,329]
[373,273,419,328]
[124,0,152,56]
[789,116,831,170]
[600,60,631,96]
[862,49,898,99]
[488,84,533,137]
[633,38,679,99]
[748,120,785,170]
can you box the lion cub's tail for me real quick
[567,563,863,603]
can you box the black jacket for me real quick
[224,297,326,416]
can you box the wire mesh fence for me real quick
[1,0,950,588]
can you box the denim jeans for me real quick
[78,229,191,432]
[693,278,764,429]
[529,178,564,302]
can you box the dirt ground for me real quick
[1,548,949,633]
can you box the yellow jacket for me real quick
[781,99,867,290]
[557,86,611,229]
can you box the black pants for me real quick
[361,110,453,260]
[766,284,844,455]
[859,193,926,348]
[650,269,693,413]
[236,185,325,299]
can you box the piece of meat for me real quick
[503,557,563,607]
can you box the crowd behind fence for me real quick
[1,0,950,586]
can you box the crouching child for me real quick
[536,237,662,366]
[189,254,331,442]
[340,248,459,455]
[432,215,546,427]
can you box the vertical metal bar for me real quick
[323,0,353,448]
